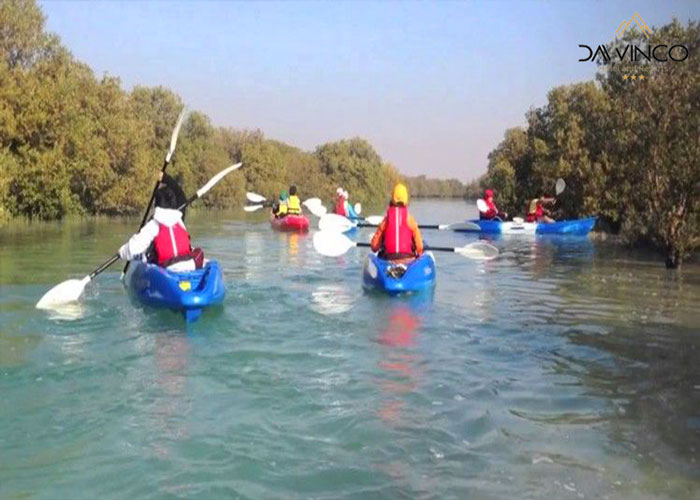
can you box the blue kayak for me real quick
[125,260,226,323]
[458,217,597,236]
[362,253,436,294]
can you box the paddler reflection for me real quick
[375,304,421,427]
[288,232,299,257]
[151,333,190,458]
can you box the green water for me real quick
[1,199,699,499]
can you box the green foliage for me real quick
[483,20,699,266]
[314,138,388,205]
[3,0,452,223]
[404,175,468,198]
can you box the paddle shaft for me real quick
[353,241,461,253]
[92,254,120,279]
[121,158,173,276]
[357,222,444,230]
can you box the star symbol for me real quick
[623,74,629,80]
[639,75,645,80]
[631,75,637,80]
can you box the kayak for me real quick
[124,260,226,323]
[458,217,597,236]
[270,214,310,232]
[362,252,436,294]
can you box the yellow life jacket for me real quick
[277,202,288,216]
[287,195,301,215]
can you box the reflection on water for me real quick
[151,333,190,458]
[44,303,88,322]
[0,200,699,498]
[376,304,421,427]
[310,285,356,315]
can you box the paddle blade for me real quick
[442,221,481,231]
[312,231,356,257]
[555,178,566,195]
[36,276,91,308]
[303,197,323,207]
[354,203,362,215]
[196,163,242,198]
[476,199,488,213]
[319,213,355,233]
[304,200,327,218]
[454,242,499,260]
[243,204,263,212]
[165,107,187,163]
[364,215,384,226]
[246,192,266,203]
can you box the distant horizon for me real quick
[41,1,699,182]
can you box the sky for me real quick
[40,1,699,181]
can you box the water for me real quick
[1,199,699,499]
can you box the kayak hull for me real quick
[362,252,436,295]
[458,217,597,236]
[270,214,310,232]
[125,260,226,323]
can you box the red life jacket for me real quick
[154,222,191,266]
[334,198,347,216]
[383,205,414,258]
[482,198,498,219]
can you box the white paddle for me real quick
[313,231,498,260]
[303,199,327,217]
[318,214,481,233]
[122,107,187,279]
[555,178,566,196]
[36,163,243,309]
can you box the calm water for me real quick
[1,199,699,499]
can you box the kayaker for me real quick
[118,172,203,271]
[479,189,508,221]
[334,188,359,220]
[272,190,288,218]
[370,183,424,262]
[526,193,556,223]
[286,185,302,215]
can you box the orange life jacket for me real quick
[383,205,414,258]
[154,222,191,266]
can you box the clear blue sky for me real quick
[41,1,698,181]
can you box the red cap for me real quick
[485,189,494,198]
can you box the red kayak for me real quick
[270,213,310,232]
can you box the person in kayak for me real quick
[272,190,289,218]
[526,193,556,223]
[479,189,508,221]
[334,188,360,220]
[286,185,302,215]
[118,172,203,271]
[370,183,424,262]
